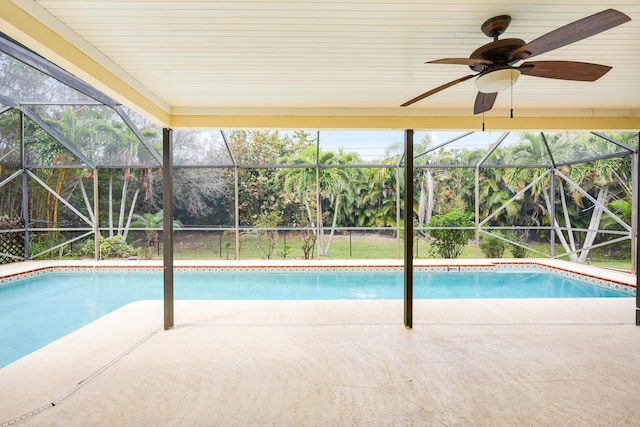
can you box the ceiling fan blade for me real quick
[519,61,612,81]
[511,9,630,60]
[401,75,475,107]
[474,92,498,115]
[428,58,493,67]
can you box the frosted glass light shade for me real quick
[475,68,521,93]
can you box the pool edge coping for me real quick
[0,259,635,292]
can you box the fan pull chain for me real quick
[510,69,514,119]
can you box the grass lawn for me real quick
[164,231,632,272]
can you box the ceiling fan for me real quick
[401,9,631,114]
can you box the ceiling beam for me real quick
[171,114,640,131]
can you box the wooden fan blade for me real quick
[511,9,630,60]
[519,61,612,81]
[428,58,493,67]
[474,92,498,115]
[401,75,475,107]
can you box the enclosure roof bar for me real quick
[229,163,398,169]
[171,152,629,170]
[24,164,93,170]
[555,151,634,168]
[19,101,103,106]
[220,131,238,167]
[414,131,474,159]
[114,105,162,166]
[540,132,557,169]
[476,132,509,168]
[592,132,636,153]
[20,105,96,169]
[461,163,566,169]
[98,165,162,169]
[0,106,11,115]
[0,94,18,109]
[0,94,95,168]
[414,163,516,170]
[0,33,118,108]
[171,163,236,169]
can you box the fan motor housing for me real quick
[469,38,526,71]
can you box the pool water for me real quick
[0,270,633,368]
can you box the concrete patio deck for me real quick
[1,260,639,425]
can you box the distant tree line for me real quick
[0,102,636,260]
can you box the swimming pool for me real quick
[0,267,634,368]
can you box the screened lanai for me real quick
[0,30,639,328]
[2,3,640,425]
[1,33,637,263]
[1,1,640,332]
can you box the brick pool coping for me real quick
[0,258,635,293]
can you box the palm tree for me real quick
[278,146,363,256]
[320,148,364,254]
[503,132,578,260]
[564,133,631,262]
[388,135,435,234]
[132,210,182,258]
[278,145,318,231]
[355,165,400,229]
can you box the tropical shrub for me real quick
[253,211,282,260]
[479,233,506,258]
[100,236,137,259]
[427,210,474,258]
[503,231,528,258]
[79,239,96,258]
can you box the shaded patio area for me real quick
[2,294,639,425]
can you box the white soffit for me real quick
[8,0,640,123]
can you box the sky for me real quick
[317,130,519,162]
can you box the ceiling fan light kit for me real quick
[475,67,520,93]
[401,9,631,114]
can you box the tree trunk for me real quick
[122,187,139,241]
[324,193,341,255]
[543,189,579,262]
[417,173,427,233]
[303,199,316,235]
[558,180,577,254]
[417,169,434,234]
[578,186,609,263]
[426,169,434,231]
[316,198,326,257]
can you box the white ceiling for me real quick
[4,0,640,127]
